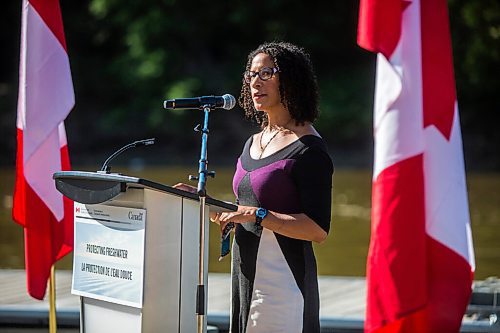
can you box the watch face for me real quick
[255,208,267,229]
[256,208,267,218]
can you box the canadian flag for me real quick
[13,0,74,300]
[358,0,475,332]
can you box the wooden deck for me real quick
[0,269,366,318]
[2,270,498,332]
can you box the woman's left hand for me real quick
[217,205,328,243]
[218,205,257,231]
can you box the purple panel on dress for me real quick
[248,159,301,213]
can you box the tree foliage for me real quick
[449,0,500,169]
[0,0,498,168]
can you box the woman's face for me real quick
[249,53,284,113]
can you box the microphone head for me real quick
[222,94,236,110]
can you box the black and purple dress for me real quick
[230,134,333,333]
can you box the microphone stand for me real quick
[192,104,215,333]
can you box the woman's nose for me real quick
[251,76,262,88]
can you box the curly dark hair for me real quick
[238,41,320,127]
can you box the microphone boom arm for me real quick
[100,138,155,173]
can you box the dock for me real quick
[0,270,498,332]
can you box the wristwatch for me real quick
[255,207,268,228]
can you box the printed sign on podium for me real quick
[72,202,146,308]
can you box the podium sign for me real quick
[72,202,146,308]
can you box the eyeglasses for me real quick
[244,67,279,83]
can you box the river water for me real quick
[1,166,498,279]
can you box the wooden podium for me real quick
[54,171,235,333]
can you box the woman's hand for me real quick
[218,206,328,243]
[172,182,197,194]
[173,183,220,221]
[218,205,257,232]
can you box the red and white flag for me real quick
[358,0,475,331]
[13,0,74,300]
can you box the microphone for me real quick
[163,94,236,110]
[100,138,155,173]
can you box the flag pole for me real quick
[49,265,57,333]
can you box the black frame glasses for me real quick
[244,67,280,83]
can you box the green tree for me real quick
[0,0,498,168]
[449,0,500,169]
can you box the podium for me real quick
[54,171,236,333]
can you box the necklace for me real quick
[258,127,283,159]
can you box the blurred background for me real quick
[0,0,499,279]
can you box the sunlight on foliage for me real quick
[89,0,114,19]
[166,78,202,100]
